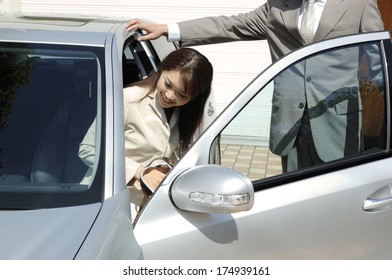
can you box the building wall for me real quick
[0,0,20,12]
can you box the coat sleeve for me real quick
[178,4,269,47]
[360,0,385,32]
[78,119,96,168]
[125,156,142,185]
[123,87,144,184]
[78,117,142,185]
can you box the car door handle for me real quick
[363,184,392,212]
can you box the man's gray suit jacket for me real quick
[178,0,384,162]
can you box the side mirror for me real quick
[169,165,254,214]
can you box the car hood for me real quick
[0,203,101,259]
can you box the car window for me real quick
[215,41,388,183]
[0,42,104,209]
[122,46,143,86]
[122,32,177,86]
[123,34,160,83]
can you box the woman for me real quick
[79,47,213,212]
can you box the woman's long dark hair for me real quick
[130,48,213,152]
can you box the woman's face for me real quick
[157,70,192,108]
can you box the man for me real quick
[127,0,385,172]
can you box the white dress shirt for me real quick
[298,0,327,32]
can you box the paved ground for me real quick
[220,144,282,181]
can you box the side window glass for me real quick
[216,41,387,182]
[123,46,143,86]
[219,85,283,180]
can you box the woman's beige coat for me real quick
[79,86,180,206]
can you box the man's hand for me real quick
[126,19,168,41]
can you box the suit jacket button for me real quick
[298,102,305,108]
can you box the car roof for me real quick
[0,13,127,46]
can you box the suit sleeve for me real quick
[361,0,385,87]
[179,4,269,47]
[360,0,384,32]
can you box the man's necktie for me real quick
[300,0,317,44]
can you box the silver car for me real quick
[0,13,391,259]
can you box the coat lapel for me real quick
[314,0,347,41]
[281,0,303,42]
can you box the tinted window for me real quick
[0,43,104,209]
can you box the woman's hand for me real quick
[126,19,168,41]
[140,166,171,191]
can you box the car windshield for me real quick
[0,42,104,209]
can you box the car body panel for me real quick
[75,189,142,260]
[0,203,101,259]
[0,13,120,46]
[134,31,392,259]
[0,13,144,259]
[136,158,392,259]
